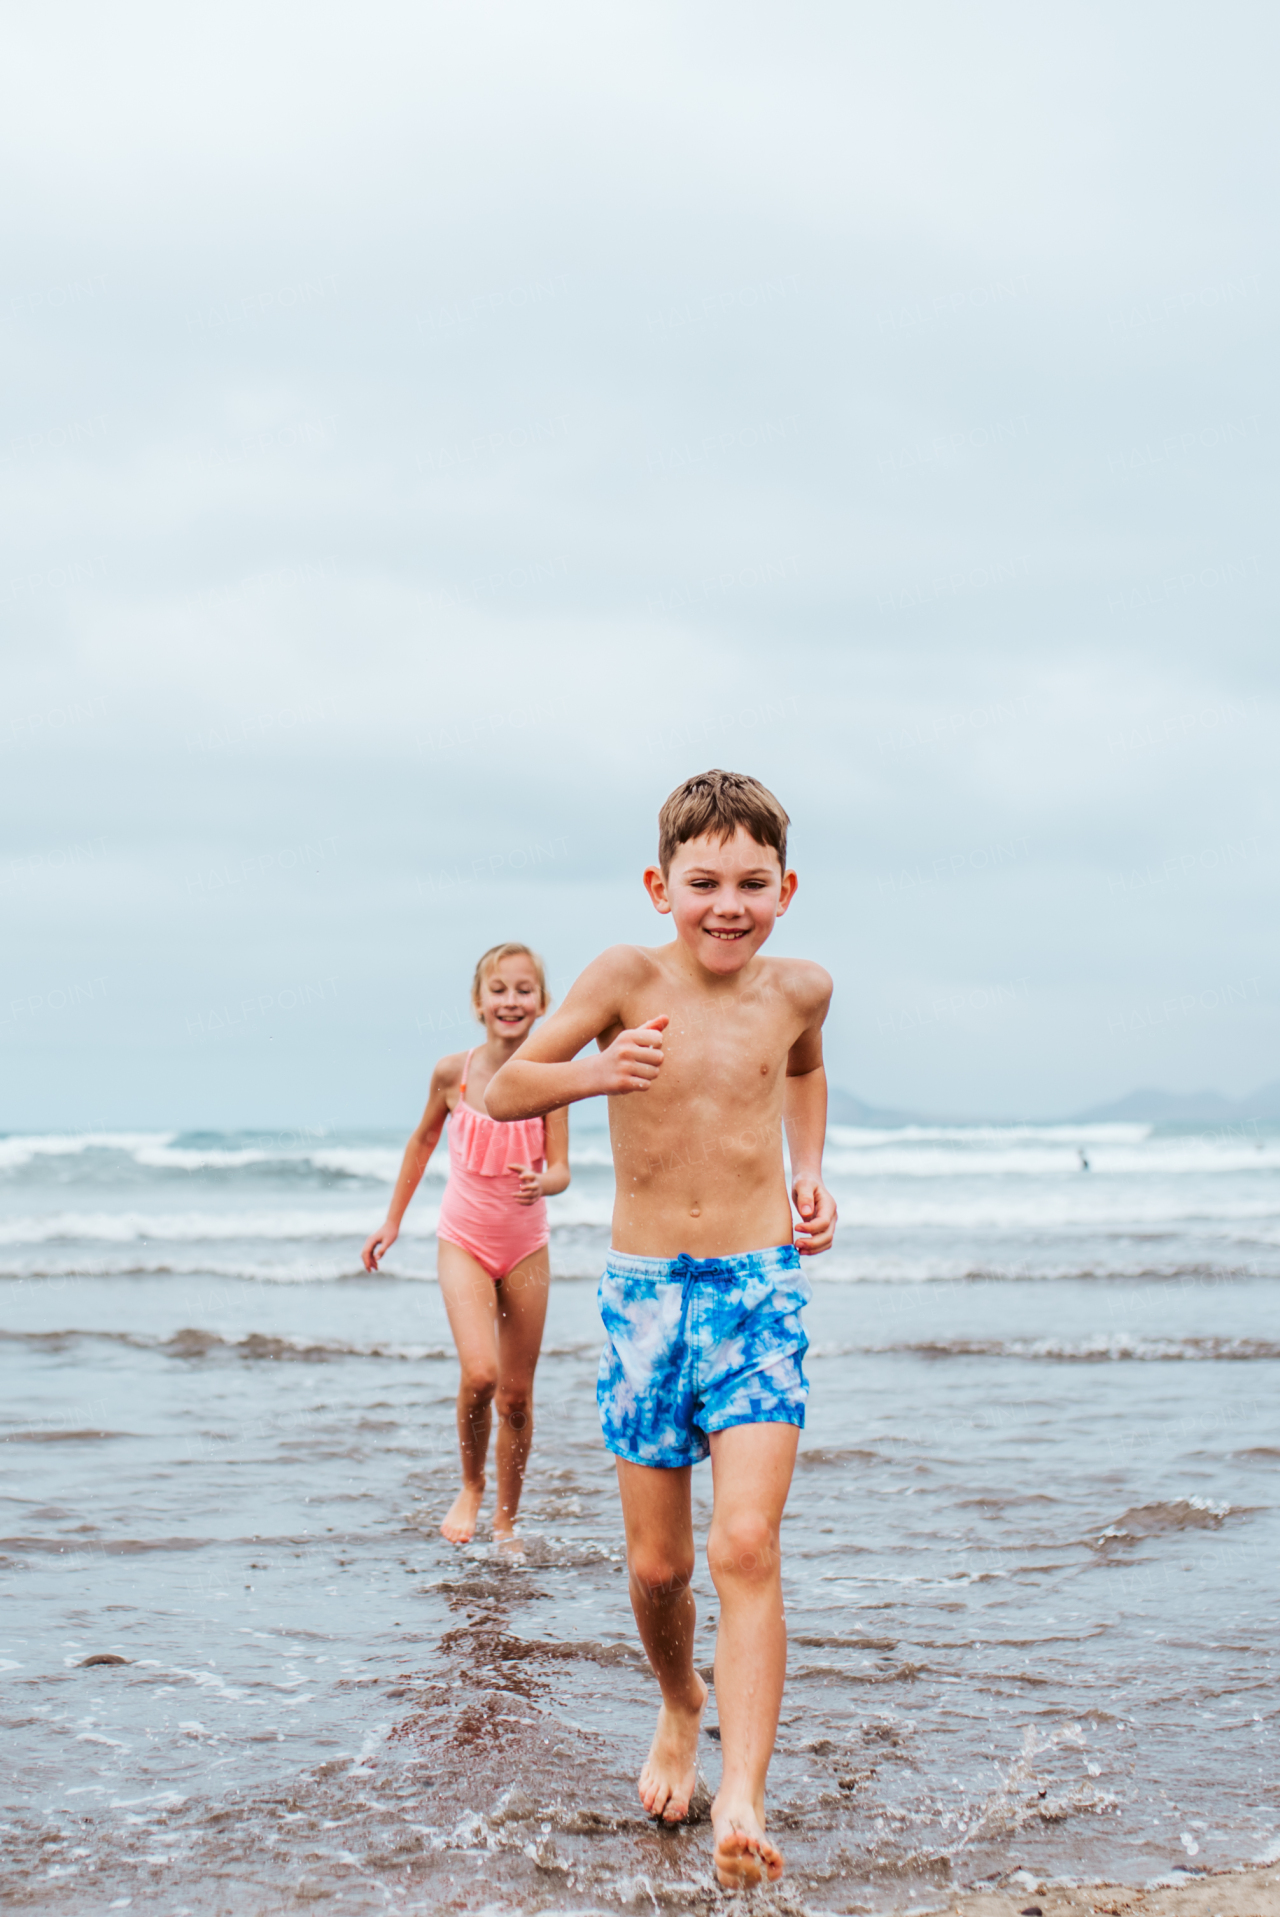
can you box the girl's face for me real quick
[476,955,545,1042]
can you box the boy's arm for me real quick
[784,973,837,1256]
[486,947,667,1121]
[540,1104,572,1195]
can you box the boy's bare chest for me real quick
[630,987,796,1106]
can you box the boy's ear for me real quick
[775,868,798,917]
[643,864,672,914]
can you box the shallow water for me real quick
[2,1124,1279,1911]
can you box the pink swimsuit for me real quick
[435,1050,549,1281]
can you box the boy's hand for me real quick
[509,1163,544,1204]
[362,1221,399,1271]
[792,1175,836,1255]
[594,1015,668,1095]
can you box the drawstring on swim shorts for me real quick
[670,1251,734,1319]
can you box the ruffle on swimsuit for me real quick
[447,1096,545,1176]
[434,1052,550,1280]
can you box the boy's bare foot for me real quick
[639,1673,708,1823]
[440,1481,484,1543]
[711,1797,784,1889]
[493,1525,525,1560]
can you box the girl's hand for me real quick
[508,1163,545,1205]
[362,1221,399,1271]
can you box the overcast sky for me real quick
[2,1,1275,1129]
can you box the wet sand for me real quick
[946,1862,1280,1917]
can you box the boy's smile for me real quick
[644,827,797,974]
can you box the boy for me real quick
[486,769,835,1889]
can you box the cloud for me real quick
[1,1,1275,1123]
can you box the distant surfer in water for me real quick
[362,944,570,1553]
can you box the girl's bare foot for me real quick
[441,1480,484,1543]
[638,1673,708,1823]
[493,1525,526,1560]
[710,1798,784,1889]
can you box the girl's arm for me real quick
[361,1060,456,1270]
[511,1105,571,1205]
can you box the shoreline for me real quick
[938,1862,1280,1917]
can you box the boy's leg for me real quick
[435,1242,501,1541]
[614,1458,709,1822]
[491,1248,551,1547]
[705,1420,799,1887]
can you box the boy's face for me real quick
[644,827,797,975]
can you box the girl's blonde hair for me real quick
[470,942,549,1020]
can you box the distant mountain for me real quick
[1074,1080,1280,1123]
[826,1079,1280,1127]
[826,1085,920,1126]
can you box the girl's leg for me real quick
[435,1240,500,1542]
[491,1247,551,1542]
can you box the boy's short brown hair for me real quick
[657,769,790,875]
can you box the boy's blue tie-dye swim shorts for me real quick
[596,1244,811,1468]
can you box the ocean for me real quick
[3,1118,1279,1911]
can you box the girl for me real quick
[362,943,569,1550]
